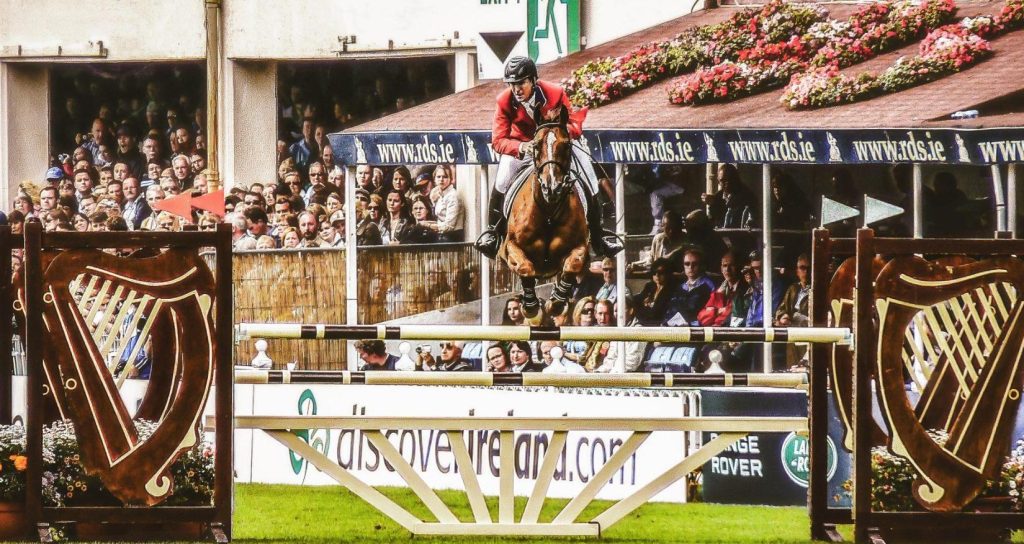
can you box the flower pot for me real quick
[0,501,27,540]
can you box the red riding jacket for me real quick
[491,80,587,158]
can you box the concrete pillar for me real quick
[224,60,278,190]
[453,51,478,92]
[0,63,49,207]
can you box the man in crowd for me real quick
[594,257,630,304]
[303,161,338,206]
[437,341,473,371]
[171,154,193,190]
[354,339,398,371]
[73,168,95,204]
[664,248,715,326]
[297,211,325,248]
[115,124,145,178]
[38,187,58,214]
[290,118,318,170]
[122,177,151,230]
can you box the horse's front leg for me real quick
[505,238,536,278]
[519,276,543,322]
[547,244,589,317]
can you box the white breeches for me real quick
[494,141,599,194]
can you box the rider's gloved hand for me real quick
[518,140,536,158]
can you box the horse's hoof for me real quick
[546,299,567,317]
[524,309,546,326]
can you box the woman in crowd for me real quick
[406,194,439,244]
[72,212,89,232]
[327,167,345,192]
[367,194,386,234]
[501,296,525,326]
[485,344,510,372]
[354,200,382,246]
[277,158,295,185]
[630,210,687,272]
[255,235,277,249]
[634,258,678,326]
[508,340,542,372]
[425,164,464,242]
[564,296,596,360]
[702,163,754,229]
[382,190,414,245]
[280,227,302,249]
[325,192,343,218]
[391,166,415,201]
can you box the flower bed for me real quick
[782,12,998,109]
[562,0,1019,110]
[668,0,958,106]
[0,420,214,507]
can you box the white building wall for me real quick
[0,64,49,208]
[0,0,206,61]
[0,0,698,200]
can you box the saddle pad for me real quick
[503,166,588,217]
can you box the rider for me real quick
[474,56,623,260]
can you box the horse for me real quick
[502,106,589,322]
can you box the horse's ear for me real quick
[559,105,569,128]
[542,105,562,124]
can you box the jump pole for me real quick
[237,323,851,345]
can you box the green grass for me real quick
[233,483,825,543]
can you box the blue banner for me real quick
[330,127,1024,166]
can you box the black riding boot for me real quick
[474,188,506,259]
[586,188,623,258]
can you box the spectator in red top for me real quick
[475,56,621,260]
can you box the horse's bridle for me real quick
[532,123,579,222]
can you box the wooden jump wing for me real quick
[874,256,1024,512]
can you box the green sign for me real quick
[527,0,580,63]
[780,432,836,488]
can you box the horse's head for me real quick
[531,106,572,204]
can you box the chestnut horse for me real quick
[503,106,589,321]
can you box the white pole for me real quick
[480,165,491,331]
[761,164,773,374]
[993,165,1007,233]
[1009,164,1018,238]
[705,163,716,216]
[345,165,358,368]
[912,164,923,238]
[614,164,627,373]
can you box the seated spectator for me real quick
[297,210,326,248]
[407,194,439,244]
[303,161,338,206]
[702,163,754,229]
[580,299,615,371]
[256,235,277,249]
[683,210,727,271]
[595,298,646,373]
[381,191,414,245]
[72,212,89,232]
[485,344,511,372]
[664,248,715,326]
[697,250,747,327]
[508,340,544,372]
[437,341,472,371]
[355,200,382,246]
[354,339,398,371]
[775,253,811,368]
[501,296,525,326]
[633,259,677,326]
[594,257,630,304]
[280,227,301,248]
[630,210,686,273]
[770,170,811,230]
[426,165,464,242]
[743,250,785,328]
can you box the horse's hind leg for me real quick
[547,244,589,317]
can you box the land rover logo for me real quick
[780,432,836,488]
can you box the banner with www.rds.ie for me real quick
[330,127,1024,166]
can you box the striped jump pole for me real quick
[236,323,852,345]
[234,368,808,389]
